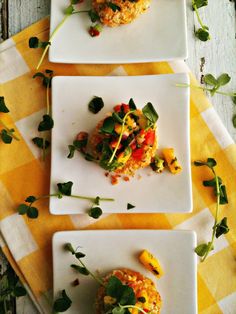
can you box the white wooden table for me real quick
[0,0,236,313]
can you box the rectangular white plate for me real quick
[50,74,191,214]
[53,230,197,314]
[49,0,188,64]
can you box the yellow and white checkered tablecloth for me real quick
[0,18,236,314]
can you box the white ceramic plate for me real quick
[49,0,188,64]
[53,230,197,314]
[50,74,191,214]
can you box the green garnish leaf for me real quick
[219,185,228,205]
[75,252,86,259]
[38,114,54,131]
[53,289,72,312]
[88,207,103,219]
[88,96,104,114]
[1,129,13,144]
[119,285,136,306]
[0,96,9,113]
[32,137,50,149]
[112,112,123,124]
[194,242,212,257]
[33,70,53,88]
[100,117,115,134]
[17,204,29,215]
[215,217,229,238]
[70,264,90,275]
[13,286,27,297]
[88,10,100,23]
[25,196,37,203]
[203,74,217,86]
[127,203,135,210]
[29,37,50,49]
[233,115,236,128]
[27,207,39,219]
[194,158,216,168]
[192,0,208,9]
[195,28,210,41]
[64,243,75,254]
[107,3,121,11]
[65,5,74,15]
[106,276,123,297]
[67,138,88,159]
[57,181,73,196]
[217,73,231,87]
[94,196,100,205]
[142,102,158,126]
[112,307,126,314]
[128,98,137,110]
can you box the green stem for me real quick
[0,119,20,141]
[36,10,90,70]
[78,259,105,286]
[35,194,114,203]
[202,168,220,262]
[192,3,206,30]
[176,83,236,97]
[108,111,135,164]
[121,304,148,314]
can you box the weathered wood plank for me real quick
[186,0,236,142]
[8,0,50,37]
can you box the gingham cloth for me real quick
[0,18,236,314]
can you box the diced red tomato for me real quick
[122,104,130,113]
[144,130,155,145]
[89,26,100,37]
[139,129,146,136]
[130,142,136,150]
[114,105,121,112]
[132,148,144,160]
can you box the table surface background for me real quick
[0,0,236,313]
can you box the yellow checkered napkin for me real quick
[0,18,236,314]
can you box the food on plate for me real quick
[162,148,182,174]
[95,268,162,313]
[139,250,164,279]
[92,0,151,27]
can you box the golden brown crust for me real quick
[92,0,151,27]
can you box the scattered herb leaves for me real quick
[88,96,104,114]
[142,102,159,127]
[107,3,121,12]
[88,206,103,219]
[0,96,9,113]
[194,158,229,261]
[29,37,50,49]
[127,203,135,210]
[32,137,50,149]
[192,0,210,41]
[53,289,72,312]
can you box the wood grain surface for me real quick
[0,0,236,313]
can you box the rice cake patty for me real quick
[92,0,151,27]
[95,268,162,313]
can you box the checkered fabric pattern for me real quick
[0,18,236,314]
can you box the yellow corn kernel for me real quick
[139,250,164,278]
[162,148,182,174]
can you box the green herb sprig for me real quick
[53,289,72,313]
[192,0,210,41]
[176,73,236,99]
[29,1,96,69]
[0,97,20,144]
[194,158,229,261]
[32,70,54,160]
[0,263,27,313]
[17,181,114,219]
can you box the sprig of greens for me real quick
[176,73,236,98]
[192,0,210,41]
[0,97,20,144]
[29,1,95,69]
[194,158,229,261]
[88,96,104,114]
[0,263,27,313]
[17,181,114,219]
[32,70,54,160]
[53,289,72,313]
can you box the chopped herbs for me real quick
[33,69,53,87]
[38,114,54,131]
[127,203,135,210]
[67,133,89,159]
[53,289,72,312]
[192,0,210,41]
[194,158,229,261]
[32,137,50,149]
[0,96,9,113]
[100,117,115,134]
[88,10,100,23]
[88,96,104,114]
[142,102,159,127]
[107,3,121,12]
[88,206,103,219]
[16,181,114,219]
[29,37,50,49]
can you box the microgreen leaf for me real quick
[119,286,136,305]
[233,115,236,128]
[27,207,39,219]
[203,74,217,86]
[195,28,210,41]
[25,196,37,203]
[217,73,231,86]
[100,117,115,134]
[57,181,73,196]
[33,70,53,88]
[142,102,158,126]
[88,96,104,114]
[64,243,75,254]
[75,252,86,259]
[38,114,54,131]
[127,203,135,210]
[1,129,13,144]
[88,10,100,23]
[65,5,74,15]
[106,276,123,297]
[194,242,212,257]
[107,3,121,12]
[53,289,72,312]
[17,204,29,215]
[0,96,9,113]
[70,264,90,275]
[128,98,137,110]
[215,217,229,238]
[112,308,125,314]
[32,137,50,150]
[29,37,50,49]
[192,0,208,9]
[94,196,100,205]
[13,286,27,297]
[88,207,103,219]
[112,112,123,124]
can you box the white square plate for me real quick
[50,74,191,214]
[49,0,188,64]
[53,230,197,314]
